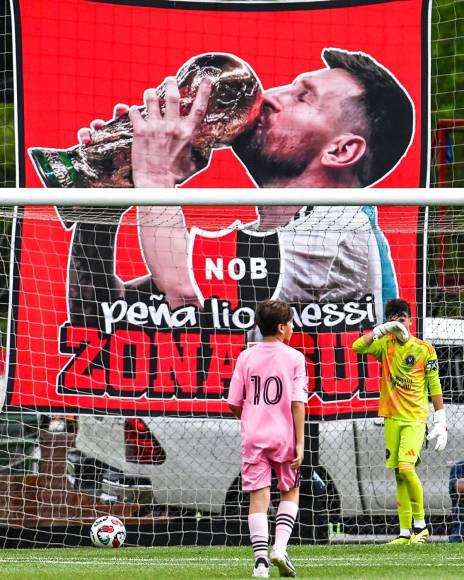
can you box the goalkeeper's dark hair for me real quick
[385,298,411,319]
[322,49,414,187]
[255,299,293,337]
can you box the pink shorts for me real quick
[241,457,301,492]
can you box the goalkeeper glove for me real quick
[373,321,409,342]
[426,409,448,452]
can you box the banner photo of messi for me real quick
[7,0,429,418]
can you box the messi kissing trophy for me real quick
[29,53,263,188]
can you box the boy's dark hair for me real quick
[322,49,414,187]
[255,299,293,337]
[385,298,411,319]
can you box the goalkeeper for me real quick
[352,298,447,544]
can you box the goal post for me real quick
[2,188,464,207]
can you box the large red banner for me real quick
[7,0,429,418]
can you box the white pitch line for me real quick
[0,556,463,568]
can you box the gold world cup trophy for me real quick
[29,53,264,188]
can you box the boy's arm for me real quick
[426,348,445,411]
[431,394,444,412]
[352,321,409,354]
[227,353,245,419]
[428,393,447,450]
[290,352,309,469]
[228,404,242,419]
[352,331,379,356]
[291,401,305,469]
[355,330,375,348]
[426,349,447,451]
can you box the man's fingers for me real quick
[164,77,181,120]
[79,105,129,145]
[79,116,112,144]
[113,103,129,119]
[188,77,212,130]
[144,88,161,121]
[129,105,146,135]
[90,119,106,131]
[78,128,92,145]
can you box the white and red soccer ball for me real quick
[90,515,126,548]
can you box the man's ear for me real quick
[321,134,366,169]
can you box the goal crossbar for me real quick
[1,187,463,206]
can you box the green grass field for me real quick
[0,544,463,579]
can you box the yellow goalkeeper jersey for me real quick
[352,334,442,423]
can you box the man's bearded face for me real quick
[232,68,365,185]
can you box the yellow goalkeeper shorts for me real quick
[384,417,426,469]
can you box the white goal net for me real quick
[0,191,461,548]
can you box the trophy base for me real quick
[29,148,86,188]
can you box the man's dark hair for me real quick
[385,298,411,319]
[323,49,414,187]
[255,299,293,337]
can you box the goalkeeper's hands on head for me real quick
[373,321,410,343]
[426,409,448,452]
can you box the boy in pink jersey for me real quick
[228,300,308,578]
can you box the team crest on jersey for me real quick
[426,359,438,371]
[405,355,416,366]
[189,224,282,309]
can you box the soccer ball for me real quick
[90,515,126,548]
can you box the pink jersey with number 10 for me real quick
[227,342,308,464]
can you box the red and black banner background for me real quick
[7,0,429,418]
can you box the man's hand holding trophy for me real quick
[29,53,264,188]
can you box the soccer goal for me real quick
[0,187,462,549]
[1,0,464,550]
